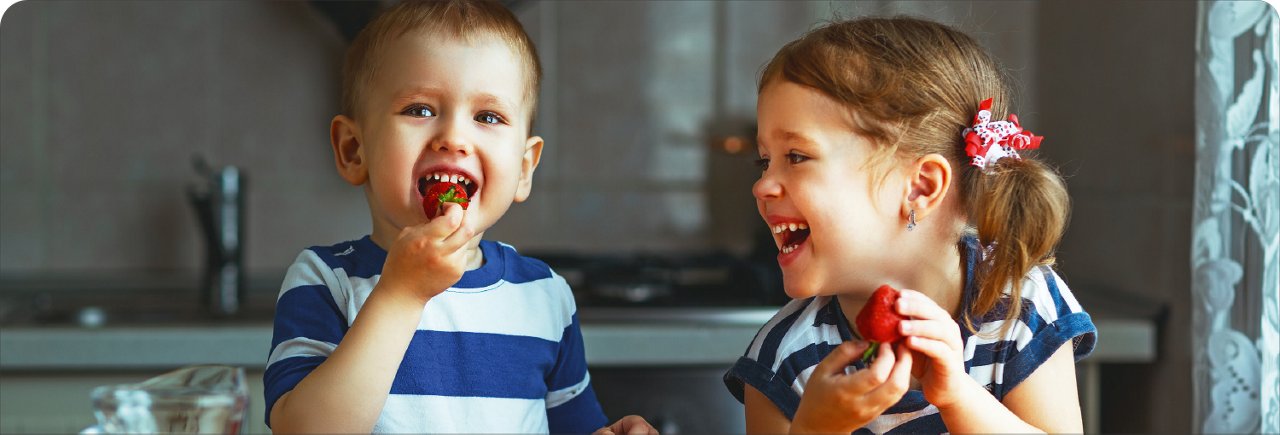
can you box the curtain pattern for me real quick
[1193,2,1279,433]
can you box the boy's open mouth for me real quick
[417,171,479,199]
[772,222,810,254]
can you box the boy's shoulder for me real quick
[293,236,386,279]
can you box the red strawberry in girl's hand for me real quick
[422,181,470,220]
[855,284,906,362]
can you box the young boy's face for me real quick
[343,31,542,249]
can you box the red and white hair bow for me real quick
[962,98,1043,170]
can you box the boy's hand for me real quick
[790,340,912,434]
[594,415,658,435]
[379,202,473,303]
[895,289,969,410]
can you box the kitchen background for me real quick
[0,0,1199,433]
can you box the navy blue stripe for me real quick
[883,409,945,433]
[884,390,930,414]
[1040,266,1074,318]
[270,284,347,350]
[262,355,326,428]
[723,356,801,419]
[310,237,385,279]
[757,299,811,367]
[775,341,866,388]
[502,245,555,285]
[546,314,588,391]
[392,330,557,398]
[547,384,608,434]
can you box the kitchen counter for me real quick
[0,307,1154,370]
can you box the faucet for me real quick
[188,156,246,317]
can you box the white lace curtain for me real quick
[1192,1,1279,433]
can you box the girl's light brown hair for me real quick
[341,0,542,125]
[760,17,1069,336]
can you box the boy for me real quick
[263,1,654,433]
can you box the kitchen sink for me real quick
[0,288,277,328]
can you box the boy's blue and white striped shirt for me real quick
[724,238,1096,434]
[264,236,607,433]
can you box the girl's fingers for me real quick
[868,344,913,403]
[896,289,952,321]
[903,336,958,365]
[816,341,868,376]
[852,341,896,390]
[899,319,961,349]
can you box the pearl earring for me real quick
[907,209,917,231]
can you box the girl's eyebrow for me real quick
[770,129,818,147]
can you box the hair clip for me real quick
[962,98,1043,171]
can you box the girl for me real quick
[723,16,1097,434]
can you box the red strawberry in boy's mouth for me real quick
[855,284,905,362]
[418,172,474,219]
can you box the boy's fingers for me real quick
[851,342,895,390]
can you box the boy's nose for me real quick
[431,122,472,155]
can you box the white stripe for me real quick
[546,371,591,408]
[771,298,834,370]
[791,364,818,397]
[376,394,548,433]
[747,298,810,360]
[966,362,1007,386]
[266,337,337,366]
[964,318,1034,359]
[343,273,574,341]
[866,404,940,434]
[1045,268,1084,313]
[278,250,350,319]
[1019,270,1061,324]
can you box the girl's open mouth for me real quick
[772,222,810,254]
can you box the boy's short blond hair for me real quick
[341,0,542,123]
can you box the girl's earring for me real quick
[906,209,917,231]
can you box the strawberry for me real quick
[422,181,470,219]
[854,284,905,362]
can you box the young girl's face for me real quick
[753,80,908,299]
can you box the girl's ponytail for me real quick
[962,156,1070,336]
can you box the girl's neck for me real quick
[838,236,966,336]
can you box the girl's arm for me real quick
[932,342,1080,433]
[744,385,791,433]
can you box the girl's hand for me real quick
[896,289,969,409]
[790,340,913,433]
[378,203,474,303]
[594,415,659,435]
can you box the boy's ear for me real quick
[331,114,368,185]
[513,135,544,203]
[904,153,952,223]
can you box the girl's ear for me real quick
[904,153,953,223]
[331,114,368,185]
[513,135,544,203]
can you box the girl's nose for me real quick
[752,173,781,201]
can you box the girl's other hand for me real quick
[595,414,659,435]
[790,340,912,433]
[896,289,968,409]
[379,202,473,303]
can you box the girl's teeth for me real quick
[798,223,808,230]
[788,223,797,231]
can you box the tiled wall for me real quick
[1,0,1038,277]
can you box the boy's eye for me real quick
[402,104,435,118]
[475,112,506,125]
[754,157,770,171]
[786,152,809,164]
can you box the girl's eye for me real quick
[402,104,435,118]
[754,157,770,171]
[475,112,506,125]
[786,152,809,164]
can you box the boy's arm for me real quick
[544,313,609,433]
[271,205,472,433]
[269,286,427,433]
